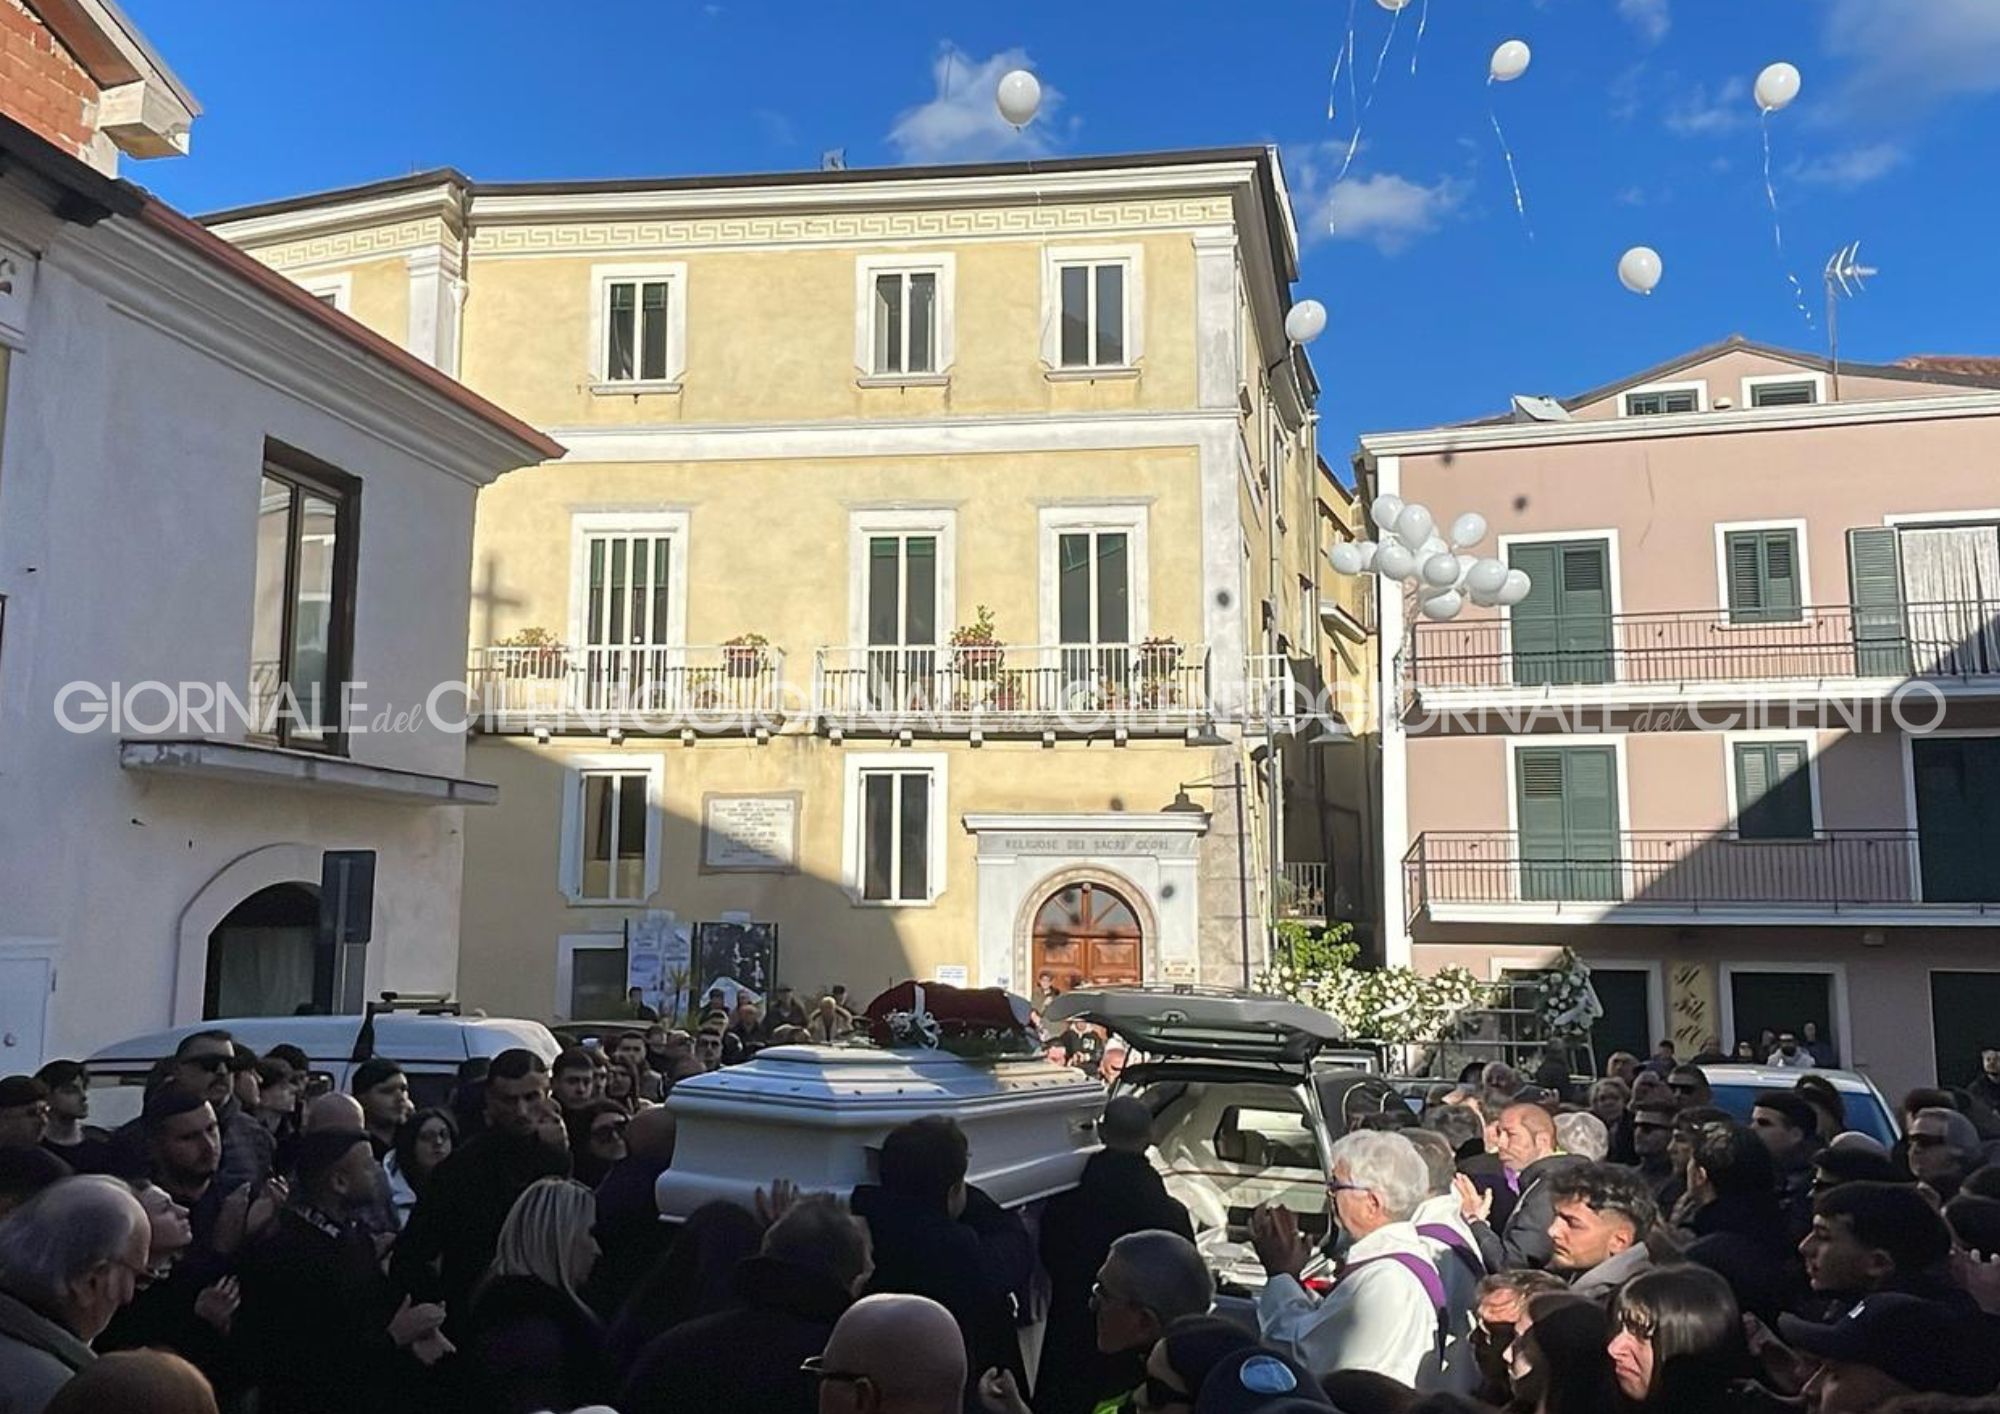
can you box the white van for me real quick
[83,1006,561,1130]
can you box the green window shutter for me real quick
[1735,741,1814,839]
[1516,746,1619,901]
[1516,747,1570,901]
[1847,527,1910,676]
[1509,543,1561,686]
[1726,530,1801,624]
[1563,746,1620,899]
[1557,543,1613,684]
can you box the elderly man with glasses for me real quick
[0,1175,152,1414]
[1250,1129,1447,1389]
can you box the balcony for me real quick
[811,642,1211,738]
[1403,829,2000,926]
[469,644,788,733]
[1276,862,1328,922]
[1404,601,2000,707]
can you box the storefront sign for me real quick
[701,793,800,872]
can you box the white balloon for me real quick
[1455,554,1481,589]
[995,69,1043,128]
[1421,552,1461,588]
[1466,557,1511,596]
[1370,494,1406,531]
[1490,39,1531,83]
[1284,299,1328,346]
[1394,503,1435,548]
[1468,585,1501,609]
[1754,62,1801,114]
[1449,511,1489,548]
[1618,246,1663,297]
[1377,0,1412,8]
[1355,539,1380,572]
[1495,569,1534,606]
[1330,542,1364,576]
[1375,542,1417,582]
[1420,590,1465,621]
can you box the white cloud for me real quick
[1663,76,1750,136]
[1789,142,1907,189]
[886,44,1062,165]
[1824,0,2000,113]
[1615,185,1648,207]
[1618,0,1670,45]
[1286,145,1467,254]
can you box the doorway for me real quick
[1930,971,2000,1089]
[1726,967,1839,1066]
[1584,966,1657,1067]
[1031,881,1143,990]
[204,883,325,1018]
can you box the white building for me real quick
[0,101,557,1068]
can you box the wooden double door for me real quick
[1032,881,1143,990]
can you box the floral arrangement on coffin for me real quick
[1256,922,1493,1045]
[722,632,771,678]
[863,980,1044,1060]
[1537,948,1604,1039]
[949,606,1005,681]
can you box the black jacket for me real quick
[850,1183,1026,1401]
[618,1255,851,1414]
[1471,1153,1586,1271]
[1034,1149,1193,1414]
[236,1207,418,1414]
[1683,1192,1802,1323]
[460,1274,607,1414]
[588,1152,675,1316]
[390,1129,570,1319]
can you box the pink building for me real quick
[1358,337,2000,1101]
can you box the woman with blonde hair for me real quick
[461,1177,608,1414]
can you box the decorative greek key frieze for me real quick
[243,219,450,271]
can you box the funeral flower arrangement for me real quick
[1536,948,1604,1039]
[1257,924,1492,1044]
[863,981,1044,1060]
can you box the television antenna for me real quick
[1823,241,1878,400]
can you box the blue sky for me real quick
[121,0,2000,467]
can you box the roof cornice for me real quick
[1357,390,2000,461]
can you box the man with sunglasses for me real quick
[1665,1064,1712,1107]
[1907,1106,1982,1203]
[168,1031,269,1195]
[811,1293,965,1414]
[1626,1101,1681,1204]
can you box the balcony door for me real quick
[1515,744,1620,901]
[866,533,939,710]
[1900,524,2000,676]
[580,526,679,710]
[1058,528,1132,703]
[1509,540,1613,686]
[1913,736,2000,903]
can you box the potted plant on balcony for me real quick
[1136,634,1184,679]
[495,626,566,679]
[685,666,724,711]
[950,606,1004,681]
[722,632,771,679]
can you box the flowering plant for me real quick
[1537,949,1604,1039]
[1256,923,1493,1044]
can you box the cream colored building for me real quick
[207,148,1366,1020]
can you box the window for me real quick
[1751,380,1818,408]
[1732,740,1814,839]
[1059,530,1132,646]
[557,936,631,1021]
[853,255,954,381]
[1298,575,1317,647]
[591,263,687,389]
[250,446,358,751]
[569,513,688,709]
[844,753,946,905]
[1723,528,1802,624]
[1507,538,1614,686]
[297,274,351,312]
[1515,744,1621,901]
[1044,246,1142,372]
[559,754,663,904]
[1625,388,1699,416]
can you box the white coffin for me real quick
[655,1044,1105,1220]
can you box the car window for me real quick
[1215,1104,1317,1169]
[1707,1083,1898,1147]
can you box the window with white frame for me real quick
[1624,387,1700,416]
[559,755,663,904]
[1749,379,1819,408]
[845,753,947,905]
[592,263,687,388]
[855,255,954,381]
[1045,246,1142,371]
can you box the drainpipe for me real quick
[1235,756,1253,985]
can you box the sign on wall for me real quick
[693,920,778,1010]
[701,793,801,873]
[627,911,692,1021]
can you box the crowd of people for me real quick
[9,1017,2000,1414]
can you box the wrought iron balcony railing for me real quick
[1399,828,2000,923]
[469,644,787,727]
[1405,601,2000,695]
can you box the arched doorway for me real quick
[1032,881,1143,991]
[204,883,322,1018]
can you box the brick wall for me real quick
[0,0,100,161]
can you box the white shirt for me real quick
[1411,1194,1483,1394]
[1768,1048,1815,1068]
[1256,1220,1442,1389]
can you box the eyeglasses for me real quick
[1326,1179,1373,1197]
[799,1357,869,1388]
[179,1055,230,1073]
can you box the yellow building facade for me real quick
[209,148,1365,1020]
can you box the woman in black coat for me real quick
[460,1177,609,1414]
